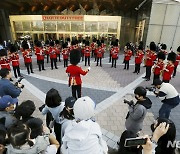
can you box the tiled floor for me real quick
[16,53,180,150]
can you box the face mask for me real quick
[135,96,139,100]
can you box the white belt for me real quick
[1,64,9,65]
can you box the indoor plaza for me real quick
[0,0,180,154]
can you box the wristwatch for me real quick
[151,139,157,146]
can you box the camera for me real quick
[146,86,156,92]
[124,99,134,106]
[14,77,24,89]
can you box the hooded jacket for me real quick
[61,120,108,154]
[125,97,152,133]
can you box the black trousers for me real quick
[85,56,90,66]
[135,64,141,73]
[173,66,177,77]
[94,53,97,62]
[37,60,45,71]
[109,54,112,63]
[64,59,68,67]
[124,60,129,70]
[91,50,95,58]
[46,54,49,63]
[72,85,81,99]
[81,53,84,61]
[50,58,57,69]
[146,66,152,79]
[153,74,160,84]
[97,57,102,66]
[112,58,117,68]
[25,62,33,74]
[163,80,169,83]
[57,54,61,62]
[13,66,21,78]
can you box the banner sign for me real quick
[42,15,84,21]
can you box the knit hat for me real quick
[73,96,96,121]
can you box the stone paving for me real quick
[15,52,180,151]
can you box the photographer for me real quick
[125,86,152,134]
[0,68,22,98]
[153,79,180,119]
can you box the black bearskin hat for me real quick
[167,52,176,63]
[62,43,67,49]
[114,41,118,47]
[50,41,54,47]
[67,38,70,42]
[35,41,42,47]
[10,45,17,53]
[138,44,143,50]
[150,42,156,51]
[55,40,60,45]
[22,43,29,50]
[157,52,166,60]
[101,40,104,44]
[177,46,180,53]
[93,38,97,42]
[85,41,89,46]
[0,49,7,57]
[70,49,81,65]
[161,44,167,50]
[126,42,131,49]
[71,41,76,46]
[45,40,50,45]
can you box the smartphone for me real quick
[124,137,147,147]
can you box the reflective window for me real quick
[14,22,23,31]
[44,22,56,31]
[57,22,70,31]
[108,22,118,33]
[32,21,44,31]
[99,22,108,32]
[22,22,31,31]
[71,22,84,32]
[85,22,98,32]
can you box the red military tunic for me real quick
[162,63,174,81]
[0,57,11,70]
[96,47,103,58]
[66,65,88,86]
[84,46,91,57]
[91,42,96,51]
[35,47,44,61]
[23,49,32,63]
[174,54,180,67]
[49,47,57,59]
[135,50,144,64]
[112,47,119,59]
[62,48,69,60]
[153,60,164,75]
[11,54,20,67]
[124,50,133,61]
[69,45,78,52]
[146,51,156,66]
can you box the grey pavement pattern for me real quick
[16,52,180,150]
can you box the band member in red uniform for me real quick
[55,40,61,62]
[84,41,91,66]
[66,49,89,99]
[91,38,96,58]
[0,49,10,70]
[62,43,69,68]
[152,52,165,85]
[109,41,114,63]
[160,43,168,55]
[142,42,157,81]
[162,52,176,83]
[22,43,34,74]
[101,39,106,58]
[173,46,180,78]
[96,42,103,67]
[9,45,22,78]
[111,42,119,68]
[49,41,58,70]
[133,43,144,74]
[124,43,133,70]
[35,41,45,71]
[81,40,85,61]
[45,40,50,63]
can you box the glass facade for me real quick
[32,21,44,31]
[44,22,56,31]
[57,22,70,31]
